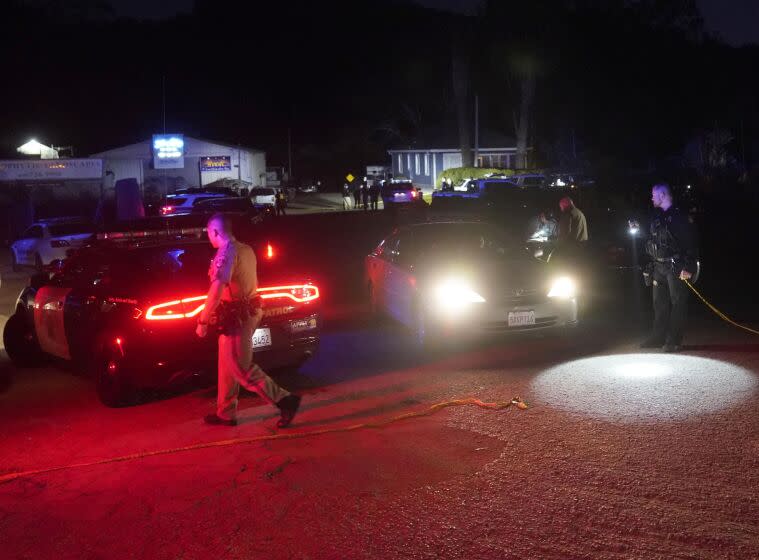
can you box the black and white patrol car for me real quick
[3,226,320,406]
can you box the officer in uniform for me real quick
[196,213,302,427]
[640,184,699,352]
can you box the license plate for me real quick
[252,328,272,349]
[508,311,535,327]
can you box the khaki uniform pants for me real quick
[217,309,290,420]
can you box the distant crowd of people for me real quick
[342,181,381,211]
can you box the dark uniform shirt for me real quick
[646,207,698,274]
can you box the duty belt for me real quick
[654,257,673,263]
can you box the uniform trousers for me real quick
[217,309,290,420]
[651,262,689,345]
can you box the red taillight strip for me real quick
[257,284,320,303]
[144,285,319,321]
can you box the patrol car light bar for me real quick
[144,285,320,321]
[96,227,207,241]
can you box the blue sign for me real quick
[152,134,184,169]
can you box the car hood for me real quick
[416,252,552,301]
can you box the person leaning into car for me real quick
[195,213,301,427]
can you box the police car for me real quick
[160,192,230,216]
[3,226,321,406]
[11,218,95,271]
[365,221,578,349]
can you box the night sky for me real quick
[107,0,759,46]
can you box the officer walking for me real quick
[640,184,698,352]
[196,213,301,427]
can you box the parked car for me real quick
[160,192,229,216]
[380,181,424,209]
[365,221,578,349]
[250,187,277,208]
[11,218,95,270]
[191,196,265,224]
[3,224,321,406]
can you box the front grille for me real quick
[480,316,558,331]
[499,288,547,306]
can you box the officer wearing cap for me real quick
[196,213,301,427]
[640,184,699,352]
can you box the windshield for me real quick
[251,188,274,196]
[413,223,518,260]
[382,183,414,194]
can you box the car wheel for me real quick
[34,253,43,272]
[93,339,134,407]
[2,312,44,367]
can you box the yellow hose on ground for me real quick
[0,396,527,486]
[684,280,759,336]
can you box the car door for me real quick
[384,231,418,326]
[366,234,396,313]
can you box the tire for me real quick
[93,338,134,407]
[3,312,44,367]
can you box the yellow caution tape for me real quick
[0,396,527,485]
[685,280,759,336]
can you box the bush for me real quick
[436,167,511,188]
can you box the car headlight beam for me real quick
[548,276,576,299]
[433,278,485,311]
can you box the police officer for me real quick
[275,190,286,216]
[342,183,352,210]
[369,180,380,210]
[640,184,698,352]
[196,214,301,427]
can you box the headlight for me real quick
[548,277,576,299]
[433,278,485,311]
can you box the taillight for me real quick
[145,295,206,321]
[160,205,174,215]
[143,285,320,321]
[258,284,320,303]
[51,239,70,248]
[266,243,274,259]
[411,190,418,198]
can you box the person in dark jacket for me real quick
[640,183,699,352]
[353,183,361,209]
[558,197,588,243]
[361,182,369,211]
[369,181,380,210]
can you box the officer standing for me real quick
[196,213,301,427]
[352,182,361,209]
[342,183,352,210]
[640,184,699,352]
[369,180,380,210]
[361,181,369,211]
[275,190,286,216]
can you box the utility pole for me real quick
[474,94,479,167]
[287,128,293,181]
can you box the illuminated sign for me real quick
[0,159,103,181]
[152,134,185,169]
[200,156,232,172]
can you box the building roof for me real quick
[389,125,516,151]
[90,136,264,159]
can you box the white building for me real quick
[90,136,266,193]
